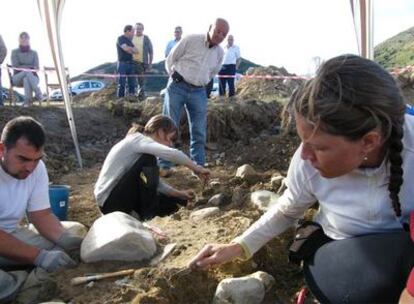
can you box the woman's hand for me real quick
[188,243,244,270]
[174,189,195,200]
[193,165,211,182]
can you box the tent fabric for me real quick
[37,0,83,168]
[350,0,374,59]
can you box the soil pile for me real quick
[237,66,305,100]
[394,66,414,104]
[0,106,130,180]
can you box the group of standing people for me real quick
[0,32,45,107]
[116,22,241,101]
[116,23,153,100]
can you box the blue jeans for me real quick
[161,80,207,168]
[117,62,137,98]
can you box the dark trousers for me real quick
[117,62,137,98]
[304,231,414,303]
[100,154,186,220]
[218,64,236,97]
[205,78,214,98]
[0,69,3,105]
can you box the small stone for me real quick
[213,271,275,304]
[208,193,231,207]
[231,187,248,207]
[190,207,220,221]
[235,164,257,180]
[86,281,95,288]
[270,175,284,190]
[210,181,221,188]
[250,190,280,211]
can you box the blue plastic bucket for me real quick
[49,185,70,220]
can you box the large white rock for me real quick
[190,207,220,221]
[213,271,275,304]
[250,190,280,211]
[80,212,156,263]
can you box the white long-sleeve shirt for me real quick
[234,114,414,258]
[94,133,194,207]
[165,34,224,86]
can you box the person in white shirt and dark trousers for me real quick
[95,115,210,220]
[218,35,240,97]
[189,54,414,303]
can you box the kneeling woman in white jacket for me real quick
[94,114,209,220]
[189,55,414,303]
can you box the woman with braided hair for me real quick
[189,54,414,303]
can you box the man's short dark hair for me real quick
[124,25,133,33]
[1,116,45,150]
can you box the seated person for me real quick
[189,55,414,303]
[0,116,84,302]
[95,114,210,220]
[11,32,44,106]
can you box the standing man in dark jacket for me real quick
[116,25,138,98]
[0,35,7,106]
[132,22,153,101]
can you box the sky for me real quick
[0,0,413,82]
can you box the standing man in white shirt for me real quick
[0,116,85,302]
[160,18,229,174]
[218,35,240,97]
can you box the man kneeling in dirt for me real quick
[0,116,85,302]
[95,114,210,220]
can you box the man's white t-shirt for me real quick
[0,160,50,233]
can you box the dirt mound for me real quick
[394,66,414,104]
[237,66,305,100]
[0,106,130,180]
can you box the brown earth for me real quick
[0,90,307,303]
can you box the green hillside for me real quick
[374,26,414,69]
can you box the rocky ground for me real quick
[1,86,306,303]
[2,65,412,303]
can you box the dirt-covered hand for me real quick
[194,166,211,182]
[188,243,243,270]
[176,189,195,200]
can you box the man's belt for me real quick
[172,71,204,88]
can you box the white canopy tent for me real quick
[37,0,83,168]
[350,0,374,59]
